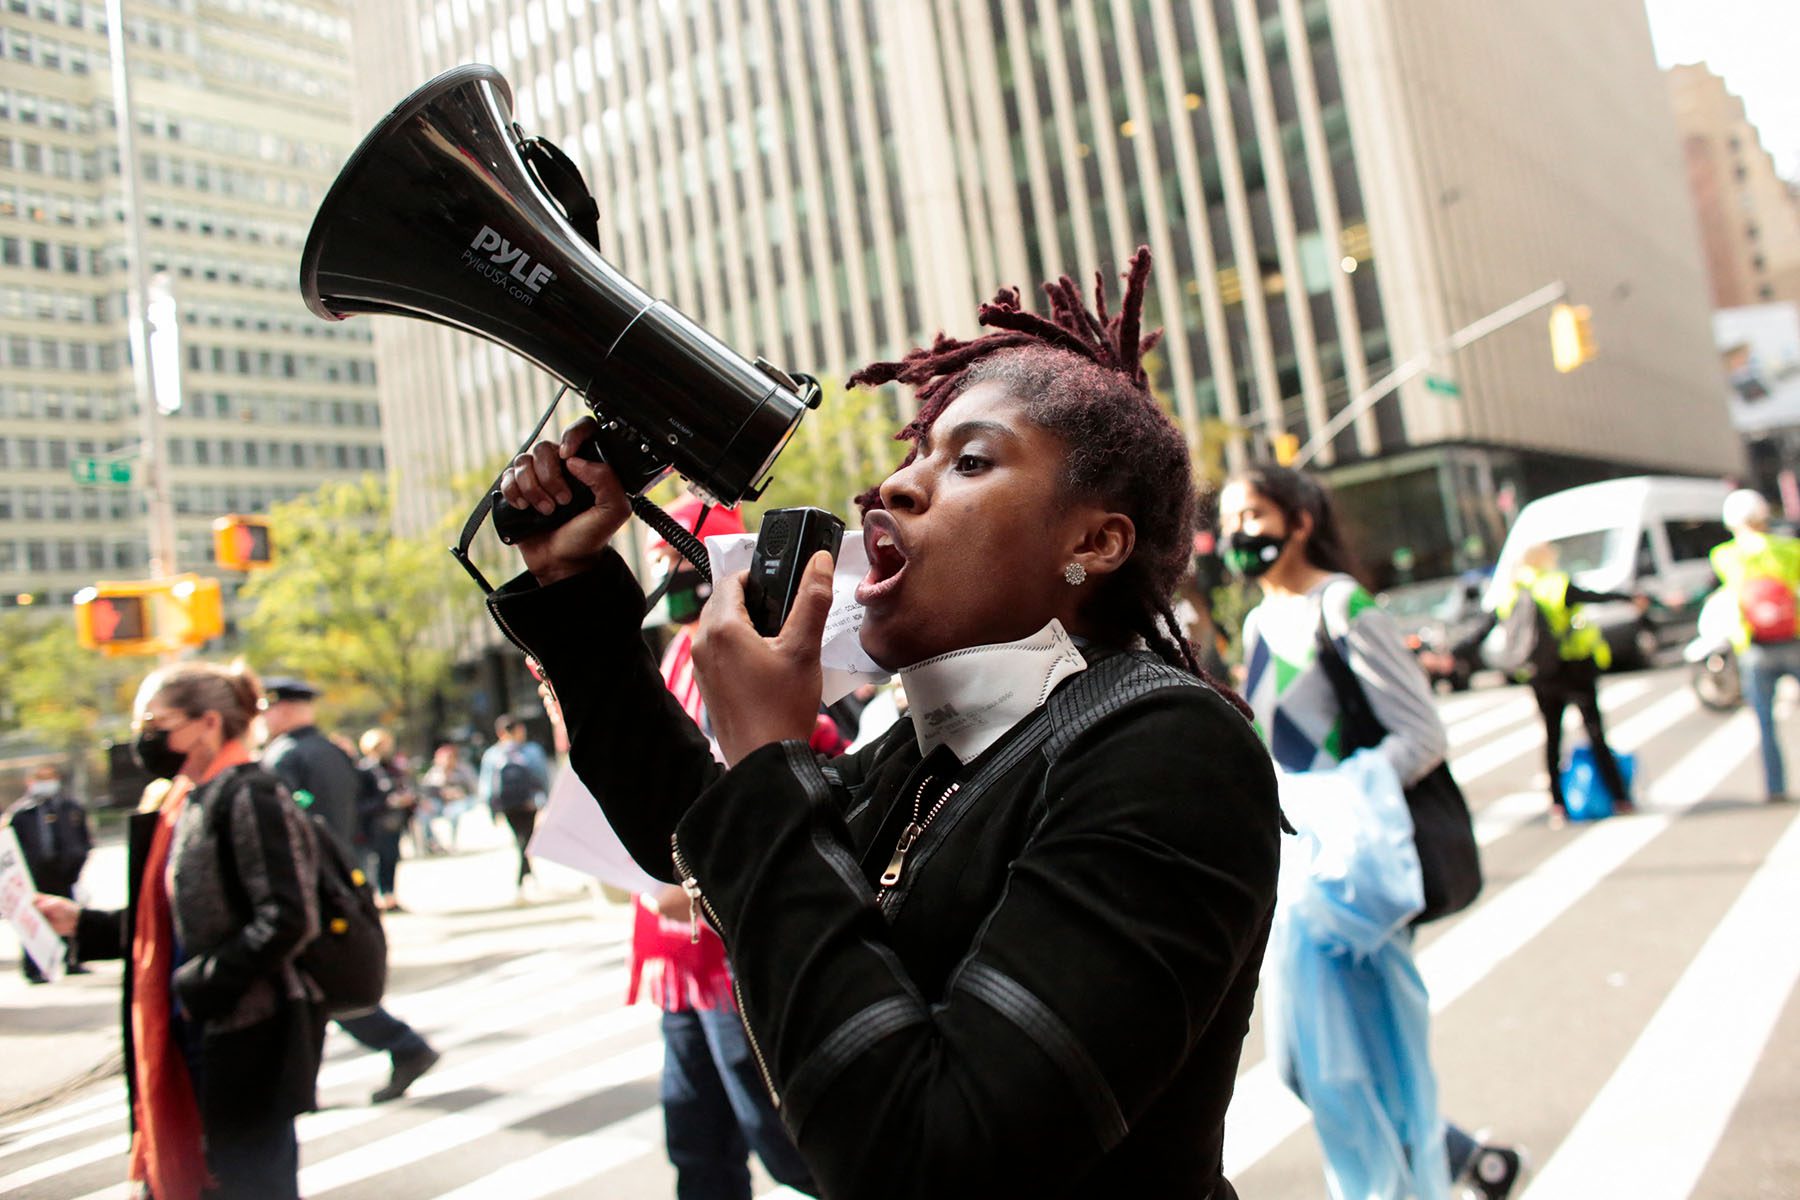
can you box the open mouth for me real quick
[856,510,909,605]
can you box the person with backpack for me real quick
[479,714,549,899]
[259,678,439,1104]
[5,765,91,982]
[1472,542,1643,826]
[33,662,323,1200]
[1221,465,1524,1200]
[1710,488,1800,802]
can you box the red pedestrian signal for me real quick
[89,595,146,643]
[74,575,224,656]
[75,589,153,652]
[212,515,273,570]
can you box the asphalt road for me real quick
[2,665,1795,1199]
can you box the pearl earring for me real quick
[1063,562,1087,586]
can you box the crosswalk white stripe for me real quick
[426,1107,668,1200]
[66,1182,127,1200]
[1523,808,1800,1199]
[1222,708,1760,1178]
[10,672,1748,1199]
[0,972,648,1196]
[0,1091,124,1145]
[0,934,626,1153]
[1434,686,1516,724]
[298,1042,665,1194]
[1450,683,1693,785]
[0,954,631,1167]
[1446,695,1535,748]
[0,1131,127,1195]
[1444,676,1658,751]
[1460,684,1704,848]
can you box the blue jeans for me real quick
[1445,1123,1480,1180]
[1740,640,1800,797]
[661,1007,814,1200]
[337,1006,431,1059]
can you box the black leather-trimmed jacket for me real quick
[75,761,324,1134]
[493,552,1280,1199]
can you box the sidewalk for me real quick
[0,815,630,1118]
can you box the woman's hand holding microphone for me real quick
[501,419,837,767]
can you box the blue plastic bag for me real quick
[1563,744,1636,821]
[1272,750,1424,956]
[1265,751,1450,1200]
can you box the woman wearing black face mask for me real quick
[1219,466,1526,1200]
[33,662,324,1200]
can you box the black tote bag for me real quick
[1313,612,1483,924]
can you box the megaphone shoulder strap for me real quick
[450,382,713,607]
[517,132,601,251]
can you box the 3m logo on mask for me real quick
[461,225,556,302]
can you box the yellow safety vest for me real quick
[1498,566,1609,670]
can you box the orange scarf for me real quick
[127,740,250,1200]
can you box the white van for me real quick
[1484,475,1732,666]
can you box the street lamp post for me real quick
[104,0,178,579]
[1289,280,1571,471]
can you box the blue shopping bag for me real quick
[1562,744,1636,821]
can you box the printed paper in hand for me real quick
[526,764,665,894]
[704,529,890,704]
[0,825,66,982]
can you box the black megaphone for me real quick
[299,64,819,546]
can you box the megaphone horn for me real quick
[300,64,818,541]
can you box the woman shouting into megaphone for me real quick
[490,248,1280,1200]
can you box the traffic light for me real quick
[75,590,150,651]
[1549,303,1597,373]
[73,575,224,656]
[212,515,273,570]
[1273,432,1300,466]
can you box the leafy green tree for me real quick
[239,476,463,750]
[0,610,140,793]
[744,377,905,523]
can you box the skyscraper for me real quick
[1668,62,1800,313]
[356,0,1736,586]
[0,0,382,608]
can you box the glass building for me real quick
[0,0,382,607]
[358,0,1737,589]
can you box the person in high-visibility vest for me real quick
[1710,489,1800,803]
[1499,542,1644,826]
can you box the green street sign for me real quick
[1424,375,1461,398]
[71,457,134,486]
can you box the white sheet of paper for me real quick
[526,765,665,893]
[1,825,66,982]
[704,529,891,704]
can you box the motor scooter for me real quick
[1685,590,1741,711]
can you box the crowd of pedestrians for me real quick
[8,244,1800,1200]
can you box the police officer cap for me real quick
[262,677,321,702]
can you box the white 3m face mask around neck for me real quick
[899,619,1088,763]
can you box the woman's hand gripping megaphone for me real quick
[499,416,633,586]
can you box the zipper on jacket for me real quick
[877,776,961,910]
[670,833,779,1106]
[486,596,536,662]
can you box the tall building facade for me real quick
[0,0,382,608]
[1668,63,1800,313]
[356,0,1736,588]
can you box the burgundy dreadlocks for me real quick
[849,246,1213,682]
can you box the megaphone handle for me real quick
[490,443,601,545]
